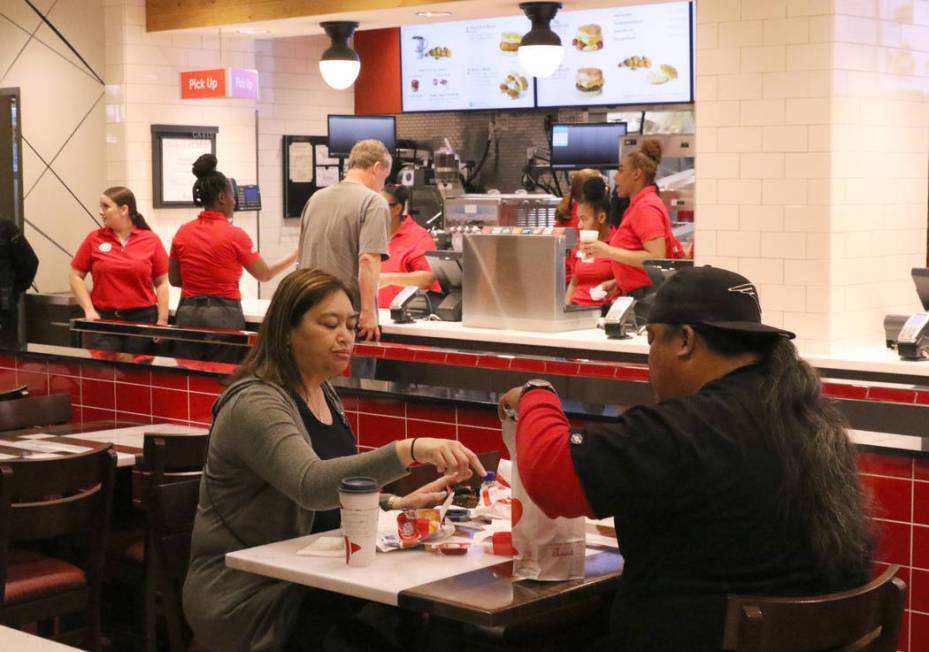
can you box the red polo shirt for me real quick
[571,228,617,306]
[607,186,681,294]
[378,216,440,308]
[170,211,261,300]
[71,227,168,310]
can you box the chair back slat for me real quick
[5,447,109,499]
[8,487,107,541]
[141,433,210,480]
[724,565,907,652]
[0,393,71,432]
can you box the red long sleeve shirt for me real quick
[516,389,594,519]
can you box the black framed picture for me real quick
[151,124,218,208]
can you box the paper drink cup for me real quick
[578,229,599,263]
[339,477,379,567]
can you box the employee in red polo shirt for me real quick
[566,176,618,309]
[555,168,599,285]
[69,186,168,354]
[579,140,685,300]
[169,154,296,362]
[376,184,439,308]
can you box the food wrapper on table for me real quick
[501,416,586,581]
[376,492,457,552]
[470,462,513,521]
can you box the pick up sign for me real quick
[180,68,259,100]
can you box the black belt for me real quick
[180,295,241,307]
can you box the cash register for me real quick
[885,268,929,360]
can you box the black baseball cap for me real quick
[647,266,795,339]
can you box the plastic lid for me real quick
[483,471,496,483]
[339,476,378,493]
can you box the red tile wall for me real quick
[10,351,929,651]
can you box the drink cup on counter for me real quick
[578,229,599,263]
[339,477,379,567]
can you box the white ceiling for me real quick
[159,0,682,39]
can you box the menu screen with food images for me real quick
[400,15,536,112]
[535,2,693,108]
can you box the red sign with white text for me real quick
[180,69,226,99]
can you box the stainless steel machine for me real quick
[444,194,559,250]
[462,227,597,332]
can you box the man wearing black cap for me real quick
[498,266,871,651]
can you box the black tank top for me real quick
[289,390,358,534]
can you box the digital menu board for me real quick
[400,16,535,112]
[536,2,693,108]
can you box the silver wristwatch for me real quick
[520,379,556,400]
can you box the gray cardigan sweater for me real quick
[183,377,409,652]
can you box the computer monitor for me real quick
[425,250,462,294]
[327,115,397,159]
[549,122,627,170]
[911,268,929,311]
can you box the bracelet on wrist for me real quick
[410,437,419,464]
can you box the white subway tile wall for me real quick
[695,0,929,356]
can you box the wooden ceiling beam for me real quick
[145,0,470,32]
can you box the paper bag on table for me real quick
[501,416,585,581]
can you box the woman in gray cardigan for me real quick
[183,269,486,652]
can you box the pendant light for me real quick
[518,2,564,79]
[319,21,361,90]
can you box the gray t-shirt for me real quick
[298,180,390,306]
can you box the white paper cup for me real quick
[578,230,599,263]
[339,477,379,567]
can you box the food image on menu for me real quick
[410,79,420,92]
[499,72,529,99]
[425,46,452,59]
[646,64,679,85]
[618,55,652,70]
[575,68,604,96]
[573,24,603,51]
[433,78,449,87]
[500,32,521,55]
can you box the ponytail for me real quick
[103,186,150,231]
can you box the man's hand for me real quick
[357,309,380,341]
[497,386,523,421]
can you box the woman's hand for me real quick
[84,307,101,321]
[497,386,523,421]
[391,473,468,510]
[397,438,486,479]
[580,239,612,260]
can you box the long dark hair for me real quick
[694,325,874,578]
[192,153,228,209]
[230,269,353,393]
[103,186,150,230]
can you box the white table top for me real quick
[16,423,208,467]
[225,531,512,607]
[0,626,81,651]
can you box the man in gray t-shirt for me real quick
[298,139,391,340]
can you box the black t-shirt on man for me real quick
[570,364,869,651]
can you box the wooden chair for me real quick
[722,564,907,652]
[143,473,202,652]
[0,384,28,401]
[383,450,502,497]
[106,433,209,652]
[0,446,117,651]
[0,393,70,432]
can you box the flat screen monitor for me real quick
[400,15,535,112]
[535,1,694,108]
[425,250,463,294]
[327,115,396,158]
[550,122,627,170]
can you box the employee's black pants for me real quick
[174,295,246,363]
[84,305,158,355]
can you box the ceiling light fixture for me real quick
[518,2,564,79]
[415,10,454,17]
[236,27,270,35]
[319,21,361,90]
